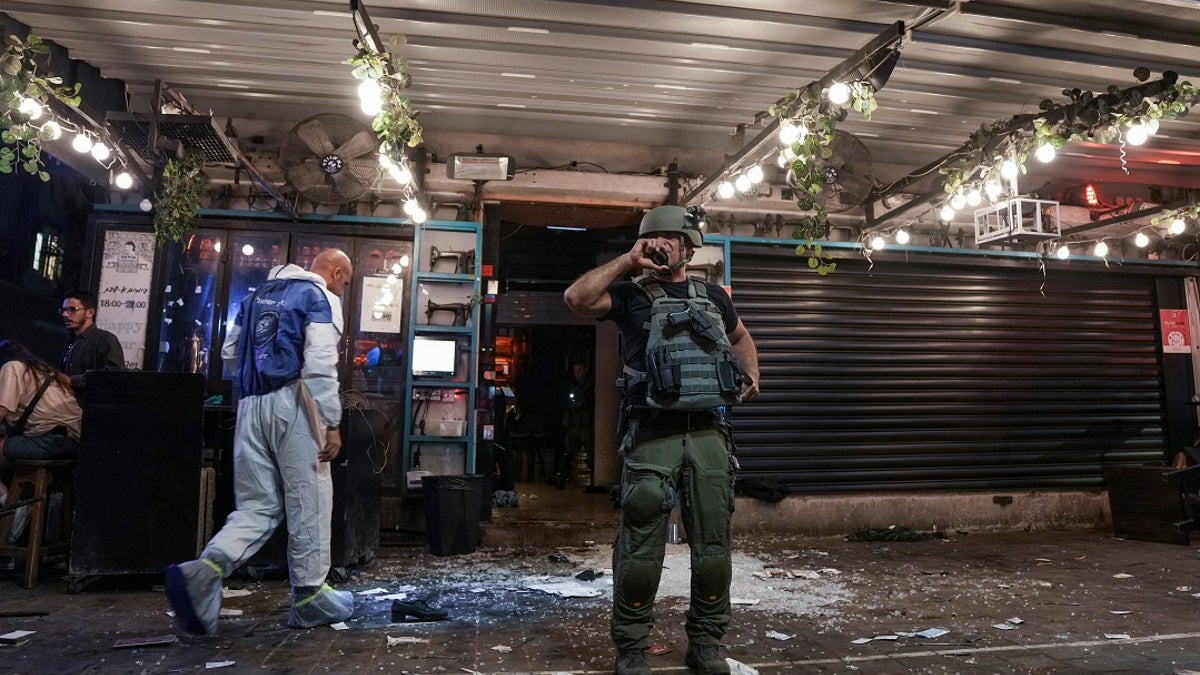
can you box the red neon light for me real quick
[1085,184,1100,207]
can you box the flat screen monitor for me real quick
[412,336,458,377]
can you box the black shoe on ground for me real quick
[684,643,729,674]
[391,598,448,622]
[615,648,653,675]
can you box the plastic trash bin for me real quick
[422,474,482,555]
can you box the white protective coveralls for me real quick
[207,262,344,587]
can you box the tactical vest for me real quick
[628,276,748,411]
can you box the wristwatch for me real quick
[326,424,339,431]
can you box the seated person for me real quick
[0,340,82,538]
[59,289,125,391]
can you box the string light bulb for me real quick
[965,188,982,207]
[939,204,955,222]
[90,142,111,162]
[71,133,93,153]
[827,82,851,105]
[139,197,153,212]
[42,120,62,140]
[894,228,910,245]
[358,78,383,116]
[1168,218,1186,236]
[717,181,735,200]
[1035,143,1056,163]
[17,98,43,120]
[1126,123,1149,146]
[1093,240,1108,257]
[869,235,886,251]
[1056,244,1070,260]
[734,173,752,193]
[778,120,804,145]
[984,179,1003,202]
[949,193,966,210]
[1000,160,1019,181]
[1134,231,1150,248]
[114,171,133,190]
[746,164,764,184]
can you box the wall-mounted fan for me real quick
[814,130,875,213]
[279,113,378,205]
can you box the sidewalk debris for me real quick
[205,661,236,669]
[727,657,759,675]
[0,630,34,646]
[647,644,672,655]
[490,644,512,653]
[221,588,253,598]
[1114,573,1134,579]
[1104,633,1132,639]
[524,578,603,598]
[386,635,429,647]
[113,635,177,649]
[765,630,794,641]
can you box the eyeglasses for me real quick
[60,306,84,315]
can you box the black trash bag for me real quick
[845,525,947,542]
[734,477,791,503]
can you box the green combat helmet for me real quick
[638,205,705,248]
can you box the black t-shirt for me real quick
[603,276,739,405]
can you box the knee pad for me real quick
[692,549,731,603]
[622,475,668,527]
[618,559,663,609]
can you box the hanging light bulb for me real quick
[242,243,255,256]
[114,171,133,190]
[394,163,413,185]
[213,240,222,253]
[139,197,153,212]
[776,152,788,168]
[778,120,801,145]
[1125,123,1149,146]
[1056,244,1070,260]
[399,254,410,267]
[949,193,967,210]
[894,228,910,245]
[984,179,1003,202]
[378,153,394,168]
[717,181,735,200]
[412,208,428,224]
[734,173,752,193]
[1168,218,1186,236]
[72,133,94,153]
[1134,231,1150,248]
[746,164,764,184]
[1146,118,1160,136]
[827,82,851,105]
[41,120,62,140]
[17,98,43,120]
[1035,143,1056,163]
[869,235,886,251]
[939,204,955,222]
[402,199,418,215]
[965,188,983,207]
[358,78,383,116]
[91,142,111,162]
[1093,240,1109,257]
[1000,160,1019,181]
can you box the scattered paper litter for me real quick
[0,630,35,642]
[524,579,603,598]
[727,657,759,675]
[873,635,899,641]
[646,644,672,656]
[1035,581,1053,587]
[1006,617,1024,625]
[357,587,390,595]
[205,661,236,669]
[1104,633,1131,640]
[491,644,512,653]
[993,623,1016,631]
[1110,610,1132,615]
[765,630,793,641]
[329,622,349,630]
[376,593,409,601]
[1177,586,1192,592]
[851,637,873,644]
[387,636,429,646]
[1113,573,1134,579]
[221,588,252,598]
[218,608,243,617]
[1034,558,1053,563]
[915,627,950,639]
[730,598,761,606]
[818,568,841,575]
[792,570,821,580]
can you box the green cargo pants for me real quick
[610,421,736,651]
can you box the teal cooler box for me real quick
[422,474,482,555]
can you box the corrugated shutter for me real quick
[731,245,1168,493]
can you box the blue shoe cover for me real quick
[288,583,355,628]
[164,559,223,636]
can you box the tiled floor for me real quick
[2,482,1200,673]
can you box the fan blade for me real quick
[294,118,335,157]
[288,159,328,192]
[333,130,379,161]
[346,157,379,185]
[331,168,370,201]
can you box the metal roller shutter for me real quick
[730,244,1168,493]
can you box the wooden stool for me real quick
[0,459,75,588]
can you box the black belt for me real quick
[630,408,716,431]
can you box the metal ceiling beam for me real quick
[678,20,908,208]
[1060,197,1194,237]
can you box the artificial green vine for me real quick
[0,33,82,181]
[153,147,208,245]
[768,82,877,275]
[346,35,423,162]
[1151,203,1200,230]
[939,68,1199,205]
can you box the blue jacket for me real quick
[221,264,343,427]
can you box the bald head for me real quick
[310,249,353,295]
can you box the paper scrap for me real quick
[1110,610,1132,615]
[386,636,429,646]
[993,623,1016,630]
[221,588,252,598]
[873,634,899,641]
[727,657,760,675]
[1007,617,1024,625]
[793,570,821,580]
[1113,573,1134,579]
[329,622,349,630]
[646,644,672,656]
[524,579,603,598]
[1177,586,1192,592]
[1104,633,1131,640]
[765,630,793,641]
[219,608,243,617]
[818,568,841,575]
[491,644,512,653]
[358,587,391,595]
[730,598,761,606]
[851,637,873,644]
[205,662,236,669]
[916,627,950,639]
[0,630,35,643]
